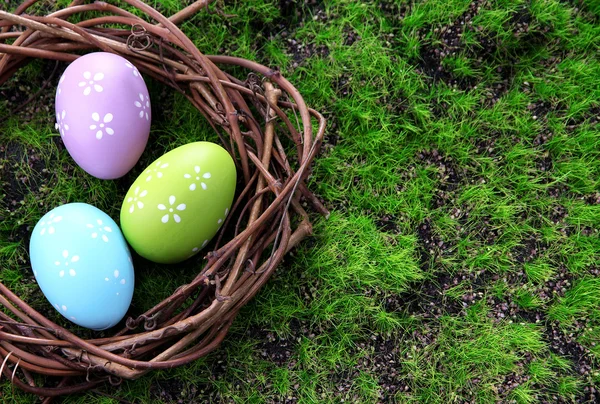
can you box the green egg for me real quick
[120,142,236,264]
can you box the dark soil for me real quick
[513,234,550,264]
[247,324,298,366]
[354,335,410,401]
[374,214,400,234]
[148,377,220,403]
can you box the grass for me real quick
[2,0,600,402]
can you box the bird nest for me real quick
[0,0,328,398]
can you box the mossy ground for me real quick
[2,0,600,402]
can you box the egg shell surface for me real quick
[55,52,151,179]
[120,142,237,264]
[29,203,135,330]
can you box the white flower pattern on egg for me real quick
[57,75,65,95]
[54,250,79,278]
[135,93,150,121]
[184,166,211,191]
[217,207,229,225]
[78,71,104,96]
[105,269,127,286]
[145,160,168,182]
[86,219,112,242]
[125,62,141,79]
[39,213,63,236]
[55,110,69,137]
[158,195,186,224]
[127,186,148,213]
[189,239,209,258]
[90,113,114,140]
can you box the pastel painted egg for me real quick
[120,142,237,264]
[55,52,151,179]
[29,203,135,330]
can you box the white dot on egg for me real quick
[54,304,60,310]
[62,305,67,312]
[55,261,60,266]
[70,316,76,321]
[59,270,65,277]
[105,277,109,281]
[69,269,76,277]
[120,279,126,285]
[114,270,119,278]
[116,292,120,296]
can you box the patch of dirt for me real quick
[549,204,568,224]
[0,60,62,126]
[496,353,535,400]
[416,149,464,210]
[0,143,53,209]
[375,214,400,234]
[247,325,298,366]
[581,385,600,403]
[513,234,550,264]
[559,0,600,22]
[384,270,478,319]
[342,25,361,46]
[410,1,485,92]
[333,73,352,98]
[377,1,413,22]
[584,192,600,205]
[547,183,569,199]
[416,218,443,270]
[351,335,410,401]
[149,377,221,403]
[317,111,341,161]
[469,215,500,245]
[564,105,600,131]
[285,36,330,68]
[533,129,555,147]
[545,321,594,377]
[252,1,329,69]
[473,136,499,157]
[386,1,558,109]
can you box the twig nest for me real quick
[0,0,327,397]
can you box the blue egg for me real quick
[29,203,134,330]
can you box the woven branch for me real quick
[0,0,328,397]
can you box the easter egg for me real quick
[55,52,151,179]
[29,203,135,330]
[120,142,237,264]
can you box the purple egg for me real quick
[55,52,151,180]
